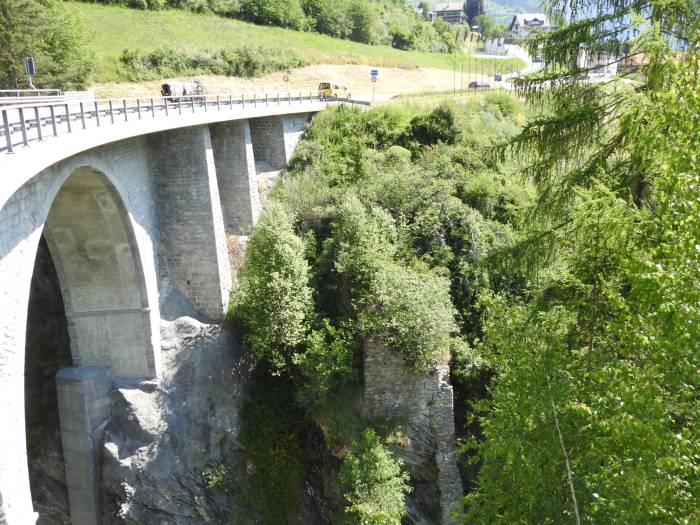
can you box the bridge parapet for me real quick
[0,92,369,154]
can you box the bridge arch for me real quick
[42,166,157,377]
[0,149,162,524]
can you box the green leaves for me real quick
[228,202,313,372]
[339,428,411,524]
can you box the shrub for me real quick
[404,103,460,148]
[238,0,306,30]
[228,202,312,371]
[119,45,306,79]
[484,92,519,117]
[301,0,348,38]
[347,0,380,44]
[339,429,411,524]
[358,260,456,368]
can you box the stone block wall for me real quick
[150,126,232,321]
[363,339,463,524]
[249,117,286,170]
[210,120,260,235]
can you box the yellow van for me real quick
[318,82,351,100]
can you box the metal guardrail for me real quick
[1,92,370,154]
[0,89,63,97]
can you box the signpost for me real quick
[370,69,378,102]
[25,56,36,90]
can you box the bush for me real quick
[358,261,456,368]
[228,202,312,371]
[119,45,306,79]
[339,429,411,524]
[301,0,348,38]
[238,0,306,29]
[347,0,380,44]
[404,103,460,148]
[0,0,94,90]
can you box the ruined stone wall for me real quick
[363,340,463,524]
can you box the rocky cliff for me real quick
[100,292,254,524]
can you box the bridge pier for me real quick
[151,126,232,321]
[210,120,260,235]
[248,114,309,171]
[56,366,112,525]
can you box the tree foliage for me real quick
[0,0,94,89]
[228,202,312,372]
[339,429,411,524]
[462,0,700,522]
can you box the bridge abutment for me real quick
[151,126,232,321]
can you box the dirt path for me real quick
[90,63,488,99]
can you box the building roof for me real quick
[435,2,465,12]
[510,13,549,29]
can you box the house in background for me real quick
[507,13,553,37]
[434,2,467,24]
[415,6,437,21]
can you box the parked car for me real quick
[494,73,503,81]
[161,80,204,102]
[468,80,490,89]
[533,55,543,63]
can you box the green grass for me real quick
[68,2,526,82]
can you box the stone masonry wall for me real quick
[150,126,232,321]
[210,120,260,235]
[363,340,463,524]
[249,117,286,170]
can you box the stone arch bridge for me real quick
[0,93,365,524]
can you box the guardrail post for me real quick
[109,100,114,124]
[191,96,195,114]
[94,101,101,127]
[164,97,169,117]
[49,105,57,136]
[178,97,182,115]
[65,104,72,133]
[241,93,244,108]
[229,94,233,108]
[203,95,208,112]
[123,99,128,122]
[137,99,141,120]
[79,102,86,129]
[265,93,268,106]
[2,110,13,153]
[150,98,155,118]
[253,93,256,107]
[18,107,28,146]
[33,107,43,141]
[299,91,302,104]
[216,95,220,111]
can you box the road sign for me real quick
[25,56,36,76]
[370,69,379,76]
[371,75,377,83]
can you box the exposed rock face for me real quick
[363,340,464,525]
[101,292,255,524]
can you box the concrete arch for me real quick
[42,166,157,378]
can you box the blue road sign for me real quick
[370,69,379,76]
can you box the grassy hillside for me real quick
[67,2,525,83]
